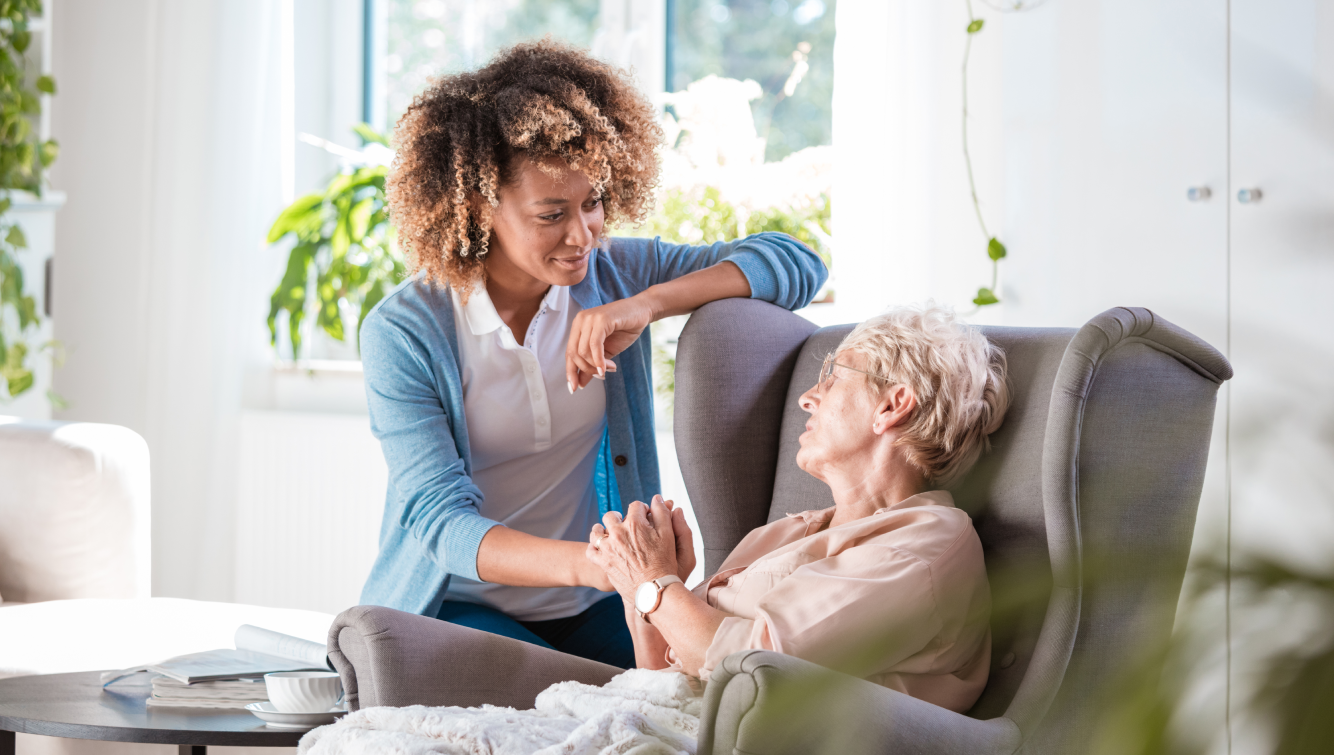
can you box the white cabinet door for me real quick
[1229,0,1334,571]
[1000,0,1230,346]
[1227,1,1334,750]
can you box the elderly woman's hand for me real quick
[587,495,692,598]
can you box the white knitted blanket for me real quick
[297,669,702,755]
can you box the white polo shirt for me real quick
[445,283,609,621]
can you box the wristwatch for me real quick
[634,575,683,619]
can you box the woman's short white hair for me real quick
[837,302,1010,487]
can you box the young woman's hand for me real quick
[565,294,656,392]
[663,499,696,583]
[586,495,680,599]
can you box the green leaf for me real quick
[38,139,57,168]
[17,294,36,329]
[352,123,390,146]
[267,242,314,355]
[967,19,984,34]
[2,342,31,397]
[987,237,1007,261]
[45,389,69,410]
[0,197,11,215]
[6,367,32,397]
[357,279,387,347]
[6,224,25,248]
[330,216,350,259]
[12,30,29,53]
[266,192,325,243]
[19,89,40,115]
[35,75,54,94]
[318,298,345,342]
[348,198,373,242]
[973,287,1000,306]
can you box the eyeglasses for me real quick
[818,352,895,392]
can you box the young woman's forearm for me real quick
[476,526,609,589]
[639,261,751,320]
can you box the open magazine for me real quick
[101,624,332,686]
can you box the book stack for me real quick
[147,677,271,710]
[103,624,334,710]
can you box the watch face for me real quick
[634,581,659,614]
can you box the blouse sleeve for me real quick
[610,232,828,311]
[360,311,500,582]
[699,545,944,681]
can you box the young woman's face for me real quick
[485,157,605,289]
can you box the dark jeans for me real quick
[435,593,635,670]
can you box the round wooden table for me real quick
[0,671,305,754]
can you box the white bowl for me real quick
[245,701,347,729]
[264,671,342,713]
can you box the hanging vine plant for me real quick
[0,0,60,402]
[962,0,1047,307]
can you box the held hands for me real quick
[564,294,657,393]
[587,495,697,600]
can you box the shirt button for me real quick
[537,417,547,426]
[614,455,627,467]
[526,364,536,374]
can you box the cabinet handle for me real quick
[1187,187,1212,202]
[1237,188,1263,204]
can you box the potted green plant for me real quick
[266,125,405,359]
[0,0,59,401]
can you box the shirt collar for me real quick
[453,284,568,336]
[783,491,955,524]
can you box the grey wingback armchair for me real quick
[328,300,1231,755]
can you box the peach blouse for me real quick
[685,490,991,713]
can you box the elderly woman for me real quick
[588,304,1009,712]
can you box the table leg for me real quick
[0,730,13,755]
[178,746,205,755]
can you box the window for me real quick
[668,0,834,162]
[367,0,602,133]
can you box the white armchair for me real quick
[0,416,333,680]
[0,416,151,605]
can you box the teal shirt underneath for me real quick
[358,233,828,618]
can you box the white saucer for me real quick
[244,701,347,729]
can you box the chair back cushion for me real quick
[673,300,816,572]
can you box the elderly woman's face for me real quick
[487,157,605,288]
[795,349,883,482]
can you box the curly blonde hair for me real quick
[386,39,662,292]
[837,303,1011,487]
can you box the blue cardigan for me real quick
[358,233,828,617]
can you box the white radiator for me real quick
[236,411,387,615]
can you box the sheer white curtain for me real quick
[53,0,290,601]
[830,0,1006,323]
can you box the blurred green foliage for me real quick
[635,186,832,272]
[0,0,61,403]
[266,128,405,359]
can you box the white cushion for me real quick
[0,598,335,678]
[0,418,150,603]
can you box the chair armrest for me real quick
[327,605,621,710]
[700,651,1021,755]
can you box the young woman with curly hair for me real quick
[358,40,827,669]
